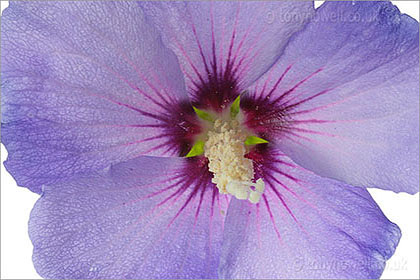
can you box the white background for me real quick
[1,1,419,279]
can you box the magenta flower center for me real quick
[161,67,290,204]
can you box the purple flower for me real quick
[1,1,418,279]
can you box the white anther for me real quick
[248,179,265,203]
[254,178,265,193]
[204,118,265,204]
[226,179,265,203]
[248,191,262,204]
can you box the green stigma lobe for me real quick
[185,140,205,157]
[230,95,241,119]
[193,106,214,122]
[244,136,269,145]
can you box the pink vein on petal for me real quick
[273,68,323,105]
[262,194,283,244]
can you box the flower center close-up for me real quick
[190,99,266,203]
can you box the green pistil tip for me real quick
[185,140,205,157]
[245,136,269,145]
[193,106,214,122]
[230,95,241,119]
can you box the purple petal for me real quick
[29,156,227,279]
[139,1,314,96]
[1,1,192,193]
[248,1,419,194]
[219,152,400,279]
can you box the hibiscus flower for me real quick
[1,1,418,279]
